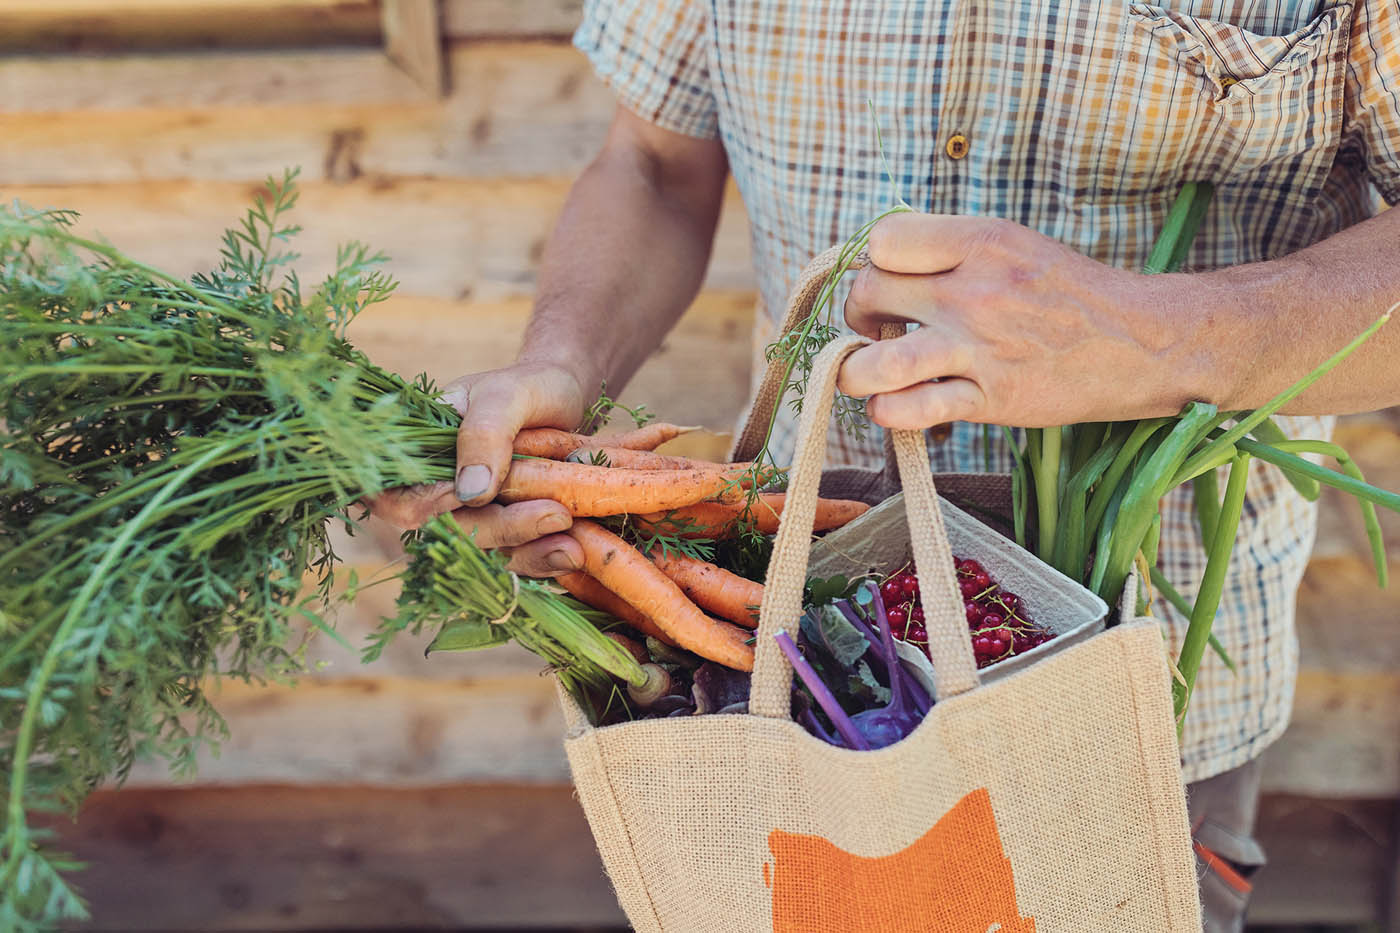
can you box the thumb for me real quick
[454,365,587,506]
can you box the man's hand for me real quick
[838,213,1206,429]
[366,361,590,577]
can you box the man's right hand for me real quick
[366,360,590,577]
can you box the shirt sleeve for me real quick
[1343,0,1400,202]
[573,0,720,140]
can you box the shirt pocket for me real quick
[1103,2,1353,215]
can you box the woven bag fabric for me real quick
[560,251,1202,932]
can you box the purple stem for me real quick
[798,705,839,745]
[866,583,907,716]
[775,630,870,751]
[837,598,932,715]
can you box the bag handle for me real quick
[749,334,982,719]
[729,245,859,463]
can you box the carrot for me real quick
[512,423,700,461]
[567,520,755,671]
[497,459,732,516]
[557,572,677,646]
[513,427,593,460]
[597,422,697,451]
[636,493,870,537]
[648,549,764,629]
[567,445,742,473]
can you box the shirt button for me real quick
[946,133,969,160]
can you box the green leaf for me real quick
[425,618,512,654]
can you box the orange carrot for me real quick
[557,572,677,646]
[636,493,870,537]
[513,427,592,460]
[567,520,755,671]
[497,459,731,516]
[567,445,742,473]
[597,422,697,451]
[513,423,700,461]
[648,549,764,629]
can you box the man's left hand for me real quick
[839,212,1207,429]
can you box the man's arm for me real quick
[837,208,1400,429]
[369,107,727,576]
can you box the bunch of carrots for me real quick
[498,422,870,674]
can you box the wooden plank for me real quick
[442,0,582,38]
[345,292,753,441]
[1261,555,1400,798]
[383,0,445,97]
[3,178,756,300]
[0,1,381,53]
[42,784,628,930]
[44,785,1396,930]
[122,676,574,786]
[0,48,429,113]
[0,43,614,183]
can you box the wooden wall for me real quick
[5,2,1400,928]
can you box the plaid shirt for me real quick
[575,0,1400,782]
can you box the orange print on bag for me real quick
[765,787,1035,932]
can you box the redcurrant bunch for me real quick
[879,557,1057,669]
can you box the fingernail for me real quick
[546,549,579,572]
[456,464,491,502]
[536,513,572,537]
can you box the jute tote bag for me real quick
[561,331,1203,931]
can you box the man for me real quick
[374,1,1400,927]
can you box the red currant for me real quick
[886,606,908,631]
[959,577,980,598]
[880,580,903,605]
[964,601,984,624]
[981,612,1004,629]
[900,576,920,599]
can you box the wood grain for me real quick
[0,0,381,53]
[383,0,445,96]
[43,785,1395,930]
[0,44,614,184]
[42,784,629,930]
[0,48,432,113]
[1,178,755,300]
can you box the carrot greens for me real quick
[0,172,637,929]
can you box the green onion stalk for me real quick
[742,176,1397,730]
[0,172,641,929]
[1006,183,1396,726]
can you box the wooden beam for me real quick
[0,49,428,113]
[122,676,576,786]
[0,43,613,184]
[382,0,445,97]
[0,2,381,53]
[44,786,1397,930]
[1261,554,1400,798]
[442,0,582,38]
[1,179,756,300]
[41,784,628,930]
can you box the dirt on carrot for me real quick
[558,571,677,646]
[567,520,755,671]
[648,549,764,629]
[497,459,733,517]
[637,494,870,537]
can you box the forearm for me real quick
[517,112,728,406]
[1168,206,1400,416]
